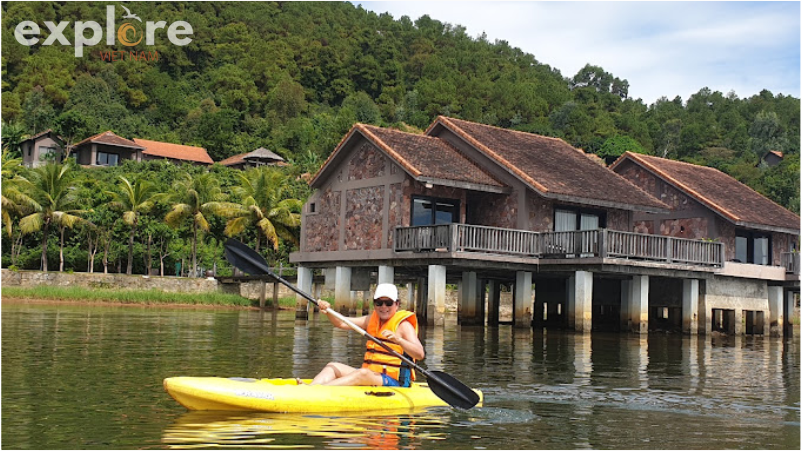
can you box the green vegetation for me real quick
[1,1,799,276]
[2,285,301,308]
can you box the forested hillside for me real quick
[2,1,799,211]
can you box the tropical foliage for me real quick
[0,1,799,275]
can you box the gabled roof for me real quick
[311,124,506,193]
[219,147,286,167]
[134,138,213,164]
[610,152,800,233]
[428,117,668,212]
[75,131,143,149]
[21,129,62,144]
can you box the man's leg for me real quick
[323,368,384,386]
[310,362,358,385]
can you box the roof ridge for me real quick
[442,116,569,144]
[624,152,739,222]
[435,116,550,193]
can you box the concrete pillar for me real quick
[416,277,428,320]
[768,286,784,337]
[620,279,631,331]
[514,271,533,328]
[377,265,394,285]
[630,275,649,334]
[334,266,352,315]
[459,271,482,325]
[734,308,743,335]
[296,266,313,319]
[90,144,97,165]
[786,291,796,337]
[487,280,500,326]
[406,282,414,311]
[573,271,593,333]
[567,276,576,330]
[362,290,371,315]
[427,265,447,326]
[682,279,699,335]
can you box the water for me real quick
[1,300,799,449]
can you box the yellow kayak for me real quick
[164,377,483,413]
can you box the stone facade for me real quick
[344,186,384,250]
[660,217,709,240]
[348,142,385,180]
[304,186,341,252]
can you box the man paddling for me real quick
[301,283,425,387]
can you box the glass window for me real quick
[97,151,119,166]
[554,207,603,231]
[754,237,769,265]
[735,236,748,263]
[412,196,458,226]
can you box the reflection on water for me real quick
[163,410,450,450]
[1,302,799,450]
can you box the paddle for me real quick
[223,238,480,409]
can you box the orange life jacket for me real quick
[362,310,418,382]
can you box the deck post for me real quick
[567,275,576,330]
[296,266,313,319]
[573,271,593,333]
[620,279,631,331]
[513,271,533,328]
[768,286,784,337]
[487,280,500,326]
[334,266,353,315]
[377,265,394,285]
[459,271,481,325]
[427,265,447,326]
[406,282,414,312]
[629,275,649,334]
[682,279,699,334]
[786,291,796,337]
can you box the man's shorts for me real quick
[381,373,412,387]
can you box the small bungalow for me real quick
[20,129,64,167]
[760,150,784,167]
[219,147,287,170]
[73,131,145,167]
[134,138,213,166]
[291,117,799,338]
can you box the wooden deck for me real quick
[394,224,725,267]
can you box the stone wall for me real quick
[1,269,219,293]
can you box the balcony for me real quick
[394,224,725,267]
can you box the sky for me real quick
[358,1,801,105]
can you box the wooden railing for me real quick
[394,225,725,267]
[781,252,800,274]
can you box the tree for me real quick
[225,167,302,252]
[597,136,648,164]
[165,172,238,276]
[16,162,86,271]
[107,176,163,275]
[1,121,28,158]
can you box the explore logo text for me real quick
[14,5,192,58]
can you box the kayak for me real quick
[164,377,484,413]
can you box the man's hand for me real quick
[317,300,330,313]
[381,329,400,344]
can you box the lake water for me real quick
[1,301,799,449]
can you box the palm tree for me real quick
[225,167,302,252]
[2,149,25,236]
[165,172,238,277]
[1,121,28,158]
[107,176,163,275]
[16,162,86,271]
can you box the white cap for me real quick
[373,283,398,301]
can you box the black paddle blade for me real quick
[426,370,480,409]
[224,239,271,276]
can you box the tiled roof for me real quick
[359,125,505,189]
[612,152,800,232]
[21,129,61,143]
[134,138,213,164]
[430,117,668,212]
[220,147,286,167]
[310,124,505,191]
[75,131,143,149]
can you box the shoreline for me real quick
[1,296,294,311]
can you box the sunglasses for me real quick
[373,299,397,307]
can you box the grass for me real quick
[1,285,297,309]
